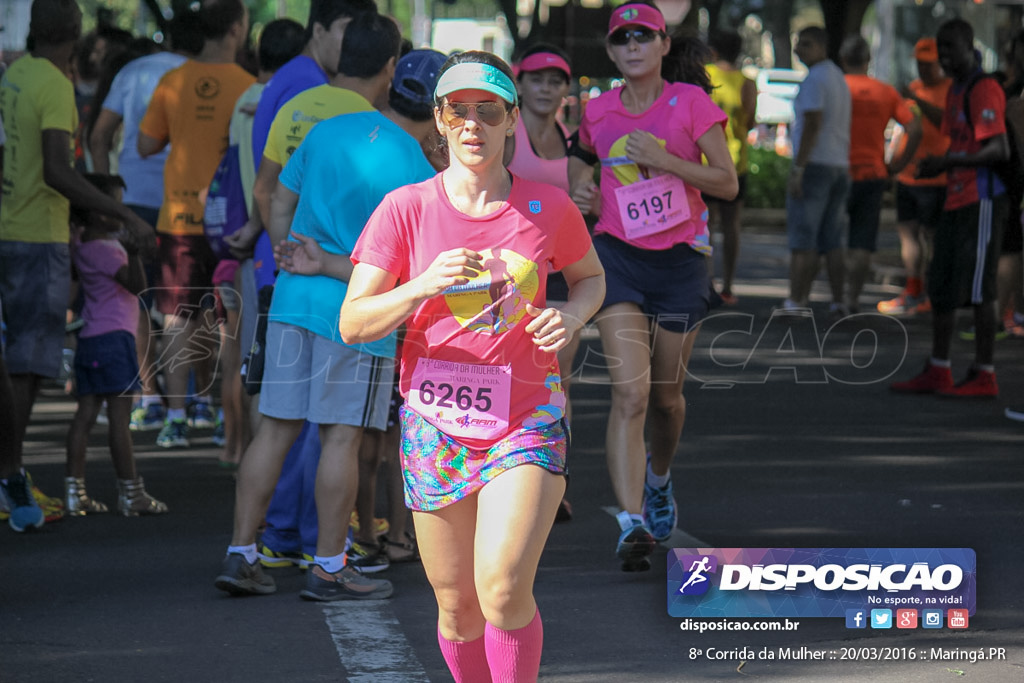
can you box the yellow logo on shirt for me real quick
[443,248,539,335]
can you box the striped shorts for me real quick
[929,196,1008,311]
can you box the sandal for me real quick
[381,532,419,563]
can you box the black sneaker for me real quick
[345,542,391,573]
[299,564,393,601]
[214,553,276,595]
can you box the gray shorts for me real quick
[0,240,70,377]
[258,321,393,428]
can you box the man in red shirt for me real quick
[891,18,1010,398]
[838,35,917,313]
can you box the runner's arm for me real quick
[137,130,167,158]
[267,180,298,247]
[622,124,738,199]
[741,78,757,130]
[908,91,944,128]
[918,132,1009,178]
[888,113,923,176]
[524,246,605,353]
[88,108,122,175]
[568,153,601,216]
[114,253,147,296]
[788,109,822,198]
[340,248,484,344]
[42,129,155,251]
[252,156,281,227]
[275,231,353,282]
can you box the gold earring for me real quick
[506,129,514,137]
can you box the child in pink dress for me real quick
[66,174,167,516]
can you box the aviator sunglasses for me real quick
[608,27,660,46]
[441,101,509,128]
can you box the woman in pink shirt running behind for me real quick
[569,1,737,571]
[342,51,604,682]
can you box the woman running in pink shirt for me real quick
[341,51,605,682]
[569,1,738,571]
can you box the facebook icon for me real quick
[846,609,867,629]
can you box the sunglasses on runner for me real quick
[440,101,509,128]
[608,27,660,46]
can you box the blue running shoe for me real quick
[0,471,46,532]
[130,401,167,431]
[643,458,678,542]
[156,419,190,448]
[615,510,655,572]
[188,401,217,429]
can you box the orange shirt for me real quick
[140,60,255,235]
[845,74,914,181]
[896,77,952,187]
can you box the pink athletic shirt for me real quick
[579,81,727,251]
[507,119,570,193]
[72,236,139,338]
[352,174,592,449]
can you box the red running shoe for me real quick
[937,368,998,398]
[890,363,954,394]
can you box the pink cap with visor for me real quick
[517,52,572,79]
[608,4,666,36]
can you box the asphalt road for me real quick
[2,228,1023,682]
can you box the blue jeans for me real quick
[786,164,850,253]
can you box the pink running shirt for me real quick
[578,81,726,251]
[507,119,570,193]
[72,236,139,338]
[352,174,592,449]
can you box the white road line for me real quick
[322,602,431,682]
[601,505,709,548]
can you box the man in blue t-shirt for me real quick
[214,19,442,602]
[220,0,377,575]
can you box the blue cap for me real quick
[393,49,448,109]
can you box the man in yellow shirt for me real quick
[706,29,756,305]
[138,0,255,449]
[0,0,154,531]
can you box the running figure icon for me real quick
[679,556,712,593]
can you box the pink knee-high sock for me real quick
[484,609,543,683]
[438,626,492,683]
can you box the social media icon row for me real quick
[845,609,968,629]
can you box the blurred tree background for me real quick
[78,0,873,67]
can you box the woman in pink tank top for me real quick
[507,43,572,193]
[509,44,581,523]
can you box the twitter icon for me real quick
[870,609,893,629]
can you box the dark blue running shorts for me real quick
[74,330,142,396]
[594,232,709,333]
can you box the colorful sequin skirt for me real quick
[400,405,568,511]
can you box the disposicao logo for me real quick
[677,555,717,595]
[667,548,976,619]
